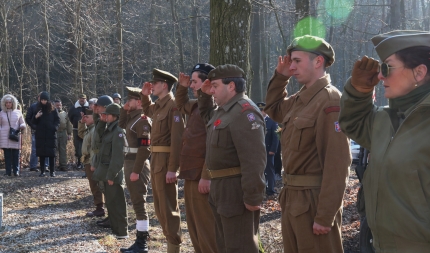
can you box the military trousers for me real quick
[184,179,218,253]
[209,176,260,253]
[57,130,68,168]
[124,158,150,220]
[279,187,343,253]
[150,152,182,245]
[72,129,83,159]
[85,164,103,205]
[103,181,128,237]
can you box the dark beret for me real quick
[207,64,245,81]
[125,86,141,100]
[287,35,335,67]
[151,68,178,86]
[191,63,215,75]
[371,30,430,61]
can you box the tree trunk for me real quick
[191,0,199,63]
[43,0,50,93]
[390,0,404,30]
[0,3,10,95]
[170,0,185,72]
[209,0,252,94]
[116,0,124,95]
[250,3,261,101]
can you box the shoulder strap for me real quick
[6,111,11,127]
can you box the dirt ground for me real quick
[0,164,360,253]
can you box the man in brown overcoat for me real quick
[264,35,351,253]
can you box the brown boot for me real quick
[167,242,180,253]
[86,204,105,217]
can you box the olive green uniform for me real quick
[265,72,351,253]
[118,108,151,221]
[141,92,184,245]
[92,119,128,237]
[57,109,72,168]
[198,91,266,253]
[339,79,430,252]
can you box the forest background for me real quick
[0,0,429,109]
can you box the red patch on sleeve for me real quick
[171,107,178,111]
[324,106,340,114]
[241,103,254,113]
[141,115,147,119]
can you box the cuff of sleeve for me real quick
[314,214,336,228]
[243,194,264,207]
[201,164,211,180]
[197,90,211,99]
[274,70,291,80]
[168,165,178,173]
[344,78,374,98]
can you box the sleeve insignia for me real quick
[143,125,149,131]
[334,121,341,132]
[251,122,261,130]
[171,107,178,111]
[247,113,256,122]
[174,115,180,122]
[119,133,123,137]
[324,106,340,114]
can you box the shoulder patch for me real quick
[241,102,254,113]
[324,106,340,114]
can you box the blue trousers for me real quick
[30,133,48,168]
[265,154,276,195]
[3,148,19,175]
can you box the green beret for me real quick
[151,68,178,86]
[287,35,335,67]
[102,103,121,116]
[371,30,430,61]
[125,86,141,100]
[207,64,245,81]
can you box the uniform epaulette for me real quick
[238,99,257,113]
[324,106,340,114]
[324,85,342,101]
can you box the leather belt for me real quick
[208,167,241,179]
[283,174,322,187]
[150,146,171,153]
[123,147,138,153]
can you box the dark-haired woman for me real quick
[32,91,60,177]
[339,30,430,252]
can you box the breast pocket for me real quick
[210,121,231,148]
[290,116,315,151]
[153,113,168,134]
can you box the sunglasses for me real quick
[379,63,402,78]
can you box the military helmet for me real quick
[102,103,121,116]
[95,95,113,107]
[112,93,122,99]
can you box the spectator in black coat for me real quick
[32,91,60,177]
[68,94,89,169]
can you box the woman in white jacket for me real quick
[0,94,26,176]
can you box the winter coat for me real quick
[32,103,60,157]
[25,102,38,131]
[0,94,25,149]
[339,79,430,252]
[68,100,89,129]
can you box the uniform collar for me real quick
[221,92,246,112]
[155,92,173,108]
[297,74,331,106]
[106,120,119,131]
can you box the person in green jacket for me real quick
[92,103,128,239]
[339,30,430,252]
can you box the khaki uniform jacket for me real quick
[118,108,151,173]
[81,124,95,165]
[141,92,184,172]
[198,91,266,206]
[339,79,430,251]
[58,110,72,134]
[92,120,125,184]
[175,84,210,181]
[264,71,351,227]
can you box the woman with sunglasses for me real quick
[339,30,430,252]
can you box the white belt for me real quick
[123,147,138,153]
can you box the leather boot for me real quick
[97,217,111,228]
[167,242,180,253]
[86,204,105,217]
[120,231,149,253]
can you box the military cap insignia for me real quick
[195,64,200,69]
[334,121,341,132]
[174,115,180,122]
[252,122,261,130]
[247,113,256,122]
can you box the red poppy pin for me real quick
[214,119,221,129]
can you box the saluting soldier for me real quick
[119,87,151,253]
[264,35,351,253]
[176,63,218,253]
[198,64,266,253]
[140,69,184,253]
[92,103,128,239]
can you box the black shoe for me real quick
[30,168,39,172]
[4,173,11,176]
[121,231,149,253]
[39,173,46,177]
[86,205,105,217]
[97,218,111,228]
[14,172,19,177]
[50,172,56,177]
[81,174,87,178]
[96,217,109,224]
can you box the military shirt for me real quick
[58,110,72,134]
[141,92,184,172]
[198,92,266,206]
[119,108,151,173]
[81,123,95,165]
[265,71,351,227]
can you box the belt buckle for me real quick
[208,169,213,179]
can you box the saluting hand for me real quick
[198,179,211,194]
[130,172,139,182]
[276,55,294,77]
[244,203,261,211]
[178,72,191,88]
[351,56,380,93]
[141,82,153,96]
[166,171,177,184]
[200,79,212,95]
[313,222,331,235]
[123,102,130,111]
